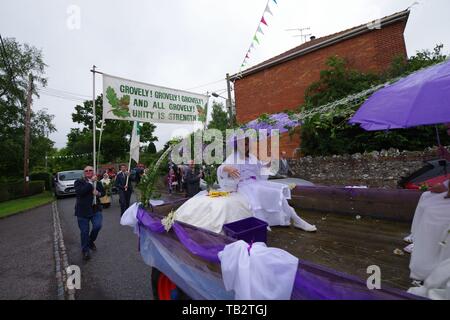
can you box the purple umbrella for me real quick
[349,59,450,131]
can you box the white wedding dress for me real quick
[217,152,316,230]
[175,190,253,233]
[174,152,316,233]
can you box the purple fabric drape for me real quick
[137,206,227,263]
[173,224,225,264]
[136,206,420,300]
[292,259,419,300]
[137,207,165,234]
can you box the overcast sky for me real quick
[1,0,449,151]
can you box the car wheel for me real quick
[151,268,190,300]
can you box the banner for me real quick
[102,74,208,124]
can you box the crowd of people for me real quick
[167,160,204,197]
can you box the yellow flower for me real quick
[208,191,230,198]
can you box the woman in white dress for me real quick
[217,137,317,232]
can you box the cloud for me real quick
[1,0,449,150]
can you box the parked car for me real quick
[399,159,450,190]
[54,170,83,198]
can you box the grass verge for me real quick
[0,191,55,219]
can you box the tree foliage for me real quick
[0,37,55,180]
[299,44,449,156]
[207,101,229,132]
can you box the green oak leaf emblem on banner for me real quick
[106,86,131,118]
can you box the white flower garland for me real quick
[161,210,177,232]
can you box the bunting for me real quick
[46,153,92,160]
[260,16,268,26]
[238,0,278,73]
[257,26,264,35]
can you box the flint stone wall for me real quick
[290,146,449,189]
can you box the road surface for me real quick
[0,204,56,299]
[57,193,153,299]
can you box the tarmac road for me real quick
[0,204,56,300]
[57,193,153,300]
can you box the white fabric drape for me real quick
[409,180,450,280]
[218,240,299,300]
[217,153,293,227]
[408,258,450,300]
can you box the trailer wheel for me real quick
[151,268,190,300]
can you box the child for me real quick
[167,168,176,194]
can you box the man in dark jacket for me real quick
[115,164,133,216]
[184,160,203,197]
[74,166,105,261]
[277,151,293,177]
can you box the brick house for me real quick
[230,10,410,158]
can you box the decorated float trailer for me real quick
[135,184,424,300]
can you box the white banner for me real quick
[102,74,208,124]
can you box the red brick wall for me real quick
[235,20,408,158]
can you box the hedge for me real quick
[0,181,45,203]
[30,172,53,191]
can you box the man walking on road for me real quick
[116,164,133,216]
[74,166,105,261]
[184,160,203,197]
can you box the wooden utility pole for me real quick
[23,73,33,195]
[226,73,233,127]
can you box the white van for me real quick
[54,170,83,198]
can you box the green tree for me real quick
[146,142,157,154]
[207,102,229,132]
[387,44,447,79]
[303,56,379,110]
[0,37,55,179]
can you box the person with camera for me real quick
[74,166,105,261]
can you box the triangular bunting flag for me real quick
[257,26,264,35]
[265,4,273,16]
[253,35,260,44]
[245,53,250,59]
[272,0,278,4]
[261,16,268,26]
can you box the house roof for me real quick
[230,9,410,81]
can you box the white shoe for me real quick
[293,220,317,232]
[403,234,413,244]
[403,243,414,254]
